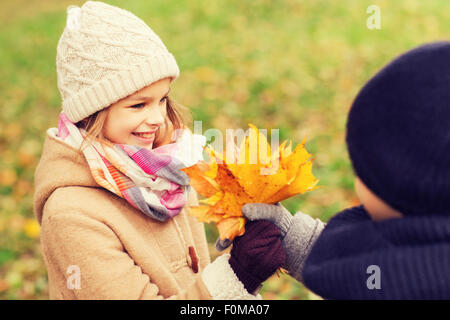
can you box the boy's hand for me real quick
[243,202,293,236]
[214,203,292,252]
[237,203,325,283]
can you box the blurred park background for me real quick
[1,0,449,299]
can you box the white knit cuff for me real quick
[201,254,262,300]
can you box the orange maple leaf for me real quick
[182,124,319,241]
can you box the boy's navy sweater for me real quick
[302,206,450,299]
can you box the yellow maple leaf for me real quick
[182,124,319,241]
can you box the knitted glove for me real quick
[241,203,325,283]
[228,220,286,293]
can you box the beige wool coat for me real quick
[33,128,259,300]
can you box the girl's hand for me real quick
[228,220,285,294]
[241,203,325,283]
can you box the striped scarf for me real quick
[53,112,206,222]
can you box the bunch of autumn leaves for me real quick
[182,125,319,241]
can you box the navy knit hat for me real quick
[346,41,450,216]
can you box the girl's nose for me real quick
[144,104,165,126]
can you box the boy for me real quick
[241,42,450,299]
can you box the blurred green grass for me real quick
[1,0,449,299]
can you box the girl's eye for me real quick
[130,96,167,108]
[160,96,168,104]
[130,103,145,109]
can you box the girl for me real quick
[33,1,284,299]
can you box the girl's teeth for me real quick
[134,132,154,139]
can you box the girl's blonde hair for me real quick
[75,96,191,151]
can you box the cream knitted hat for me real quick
[56,1,180,123]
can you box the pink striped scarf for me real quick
[53,112,206,221]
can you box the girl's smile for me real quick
[131,130,158,144]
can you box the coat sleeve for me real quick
[41,212,212,300]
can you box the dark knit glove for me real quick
[242,203,325,283]
[229,220,286,293]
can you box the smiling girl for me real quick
[33,1,284,300]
